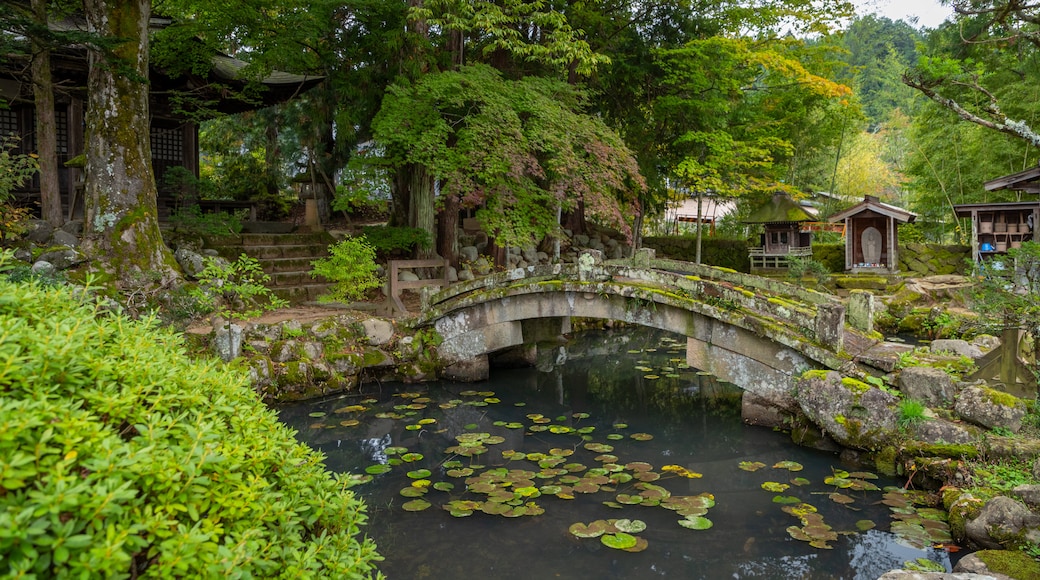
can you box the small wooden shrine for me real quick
[952,165,1040,263]
[828,195,916,273]
[743,192,814,270]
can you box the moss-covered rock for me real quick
[794,370,901,450]
[971,550,1040,579]
[956,385,1028,432]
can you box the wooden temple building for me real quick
[828,195,916,273]
[0,20,321,221]
[744,192,814,270]
[953,165,1040,263]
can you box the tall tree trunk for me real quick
[83,0,179,284]
[390,168,410,227]
[264,112,280,197]
[437,192,459,265]
[408,164,436,259]
[31,0,61,227]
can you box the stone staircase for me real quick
[207,231,335,303]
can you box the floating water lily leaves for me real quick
[407,469,432,479]
[401,453,424,462]
[365,464,392,475]
[772,461,804,472]
[761,482,790,493]
[791,477,811,486]
[614,519,647,533]
[433,482,454,492]
[601,532,639,549]
[678,516,713,530]
[630,433,654,441]
[340,419,360,427]
[584,443,614,453]
[308,412,326,418]
[334,404,368,414]
[569,520,610,538]
[402,499,431,512]
[828,492,855,505]
[738,461,767,472]
[606,434,624,441]
[446,468,474,478]
[400,487,426,497]
[856,519,876,531]
[772,495,801,505]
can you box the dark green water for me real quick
[278,330,953,579]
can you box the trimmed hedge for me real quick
[643,236,750,271]
[0,274,381,578]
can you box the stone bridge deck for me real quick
[413,253,899,395]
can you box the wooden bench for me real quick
[387,258,450,316]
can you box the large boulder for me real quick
[930,339,984,360]
[362,318,395,346]
[909,418,977,445]
[964,496,1040,550]
[794,371,900,449]
[955,385,1027,433]
[36,247,87,270]
[899,367,958,407]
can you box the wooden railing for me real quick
[748,246,812,269]
[387,258,450,316]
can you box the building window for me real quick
[0,109,18,139]
[150,126,183,162]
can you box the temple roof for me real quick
[743,193,814,224]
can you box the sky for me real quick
[855,0,954,29]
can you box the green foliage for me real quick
[0,265,381,577]
[898,399,927,429]
[970,461,1034,495]
[360,226,431,258]
[371,64,644,246]
[0,135,38,202]
[786,256,831,286]
[169,205,245,237]
[311,238,383,304]
[192,254,288,326]
[991,426,1015,438]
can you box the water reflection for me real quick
[279,328,951,579]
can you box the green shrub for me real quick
[898,399,927,429]
[361,226,431,258]
[0,269,381,577]
[169,205,244,237]
[311,237,383,303]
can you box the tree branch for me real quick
[904,72,1040,146]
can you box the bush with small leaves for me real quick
[0,263,382,578]
[311,237,384,303]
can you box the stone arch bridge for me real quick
[413,252,897,404]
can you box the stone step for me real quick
[205,231,334,247]
[257,256,319,274]
[269,271,328,287]
[272,283,337,303]
[234,244,330,260]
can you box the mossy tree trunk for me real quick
[408,164,436,259]
[82,0,179,284]
[31,0,61,227]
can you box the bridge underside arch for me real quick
[432,291,820,406]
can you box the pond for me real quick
[278,329,957,579]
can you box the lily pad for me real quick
[761,481,790,493]
[601,532,639,549]
[606,434,624,440]
[614,519,647,533]
[402,499,431,512]
[855,519,876,531]
[569,521,609,538]
[339,419,361,427]
[678,516,713,530]
[738,461,767,472]
[772,461,804,472]
[365,464,392,475]
[630,433,654,441]
[407,469,432,479]
[308,412,326,418]
[433,482,455,492]
[401,453,424,462]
